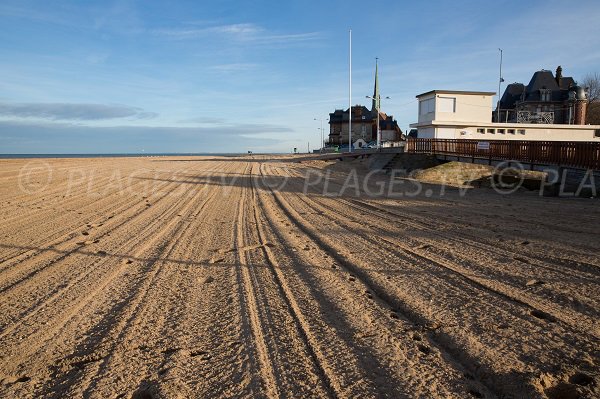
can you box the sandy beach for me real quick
[0,155,598,398]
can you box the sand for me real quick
[0,155,598,398]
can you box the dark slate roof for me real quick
[560,77,575,90]
[526,70,559,92]
[525,70,561,102]
[500,68,577,107]
[499,83,525,109]
[329,105,375,123]
[328,107,400,131]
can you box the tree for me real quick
[582,72,600,125]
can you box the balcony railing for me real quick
[406,139,600,170]
[516,111,555,124]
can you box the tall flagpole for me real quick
[348,29,352,153]
[497,48,503,123]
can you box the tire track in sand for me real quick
[233,163,280,397]
[0,179,211,351]
[257,163,493,398]
[248,163,337,398]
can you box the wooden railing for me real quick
[406,139,600,170]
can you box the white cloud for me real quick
[0,102,157,121]
[153,23,320,46]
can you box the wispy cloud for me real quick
[179,117,227,124]
[207,63,259,72]
[0,102,157,121]
[177,117,294,133]
[154,23,320,46]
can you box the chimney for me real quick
[555,65,563,87]
[574,100,588,125]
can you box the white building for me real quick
[410,90,600,141]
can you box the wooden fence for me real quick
[406,139,600,170]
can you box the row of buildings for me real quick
[327,61,402,148]
[327,66,599,146]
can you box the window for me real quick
[595,129,600,138]
[419,98,435,115]
[518,129,526,135]
[540,89,551,102]
[507,129,515,134]
[438,96,456,113]
[477,128,485,134]
[487,128,495,134]
[497,129,505,134]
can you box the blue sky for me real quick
[1,0,599,153]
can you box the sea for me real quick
[0,153,265,159]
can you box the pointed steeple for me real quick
[372,57,380,112]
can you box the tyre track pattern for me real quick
[281,164,599,334]
[257,163,495,398]
[248,163,338,398]
[0,165,214,347]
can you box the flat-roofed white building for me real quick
[410,90,600,141]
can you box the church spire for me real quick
[372,57,380,112]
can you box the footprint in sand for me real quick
[189,350,211,360]
[1,375,30,385]
[569,372,594,386]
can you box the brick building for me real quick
[328,61,401,147]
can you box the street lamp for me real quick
[365,95,390,149]
[314,117,328,153]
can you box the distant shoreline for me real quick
[0,153,286,159]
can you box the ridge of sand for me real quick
[0,155,598,398]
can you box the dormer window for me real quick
[540,89,551,102]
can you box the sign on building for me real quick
[477,141,490,150]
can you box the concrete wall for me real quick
[416,127,435,139]
[431,124,600,141]
[436,93,493,124]
[418,92,494,124]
